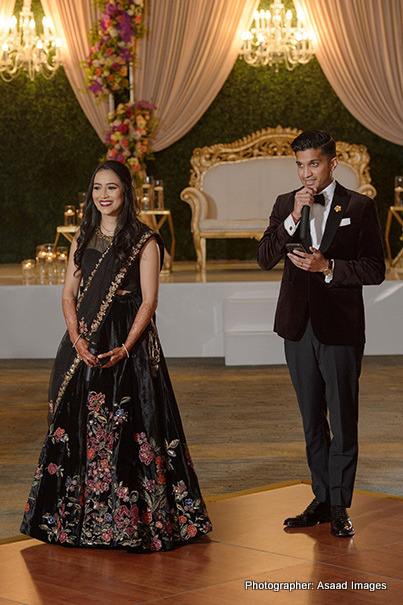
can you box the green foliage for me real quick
[0,0,104,262]
[0,69,104,262]
[1,8,402,262]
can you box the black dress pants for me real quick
[285,320,364,507]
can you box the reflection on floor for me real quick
[0,483,402,604]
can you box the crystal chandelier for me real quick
[240,0,315,72]
[0,0,62,81]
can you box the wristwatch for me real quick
[322,261,333,277]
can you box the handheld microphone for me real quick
[299,204,310,241]
[84,338,98,387]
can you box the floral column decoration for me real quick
[105,100,156,175]
[83,0,157,184]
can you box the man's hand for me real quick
[293,187,317,221]
[287,246,330,273]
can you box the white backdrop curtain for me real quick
[2,0,258,149]
[41,0,258,149]
[135,0,259,151]
[40,0,108,142]
[295,0,403,145]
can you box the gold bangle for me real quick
[121,343,130,358]
[72,334,82,349]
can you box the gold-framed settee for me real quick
[180,125,376,272]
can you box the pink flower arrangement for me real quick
[105,100,157,182]
[84,0,145,101]
[84,2,156,179]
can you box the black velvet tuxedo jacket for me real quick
[257,182,385,346]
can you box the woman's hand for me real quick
[97,347,128,368]
[75,337,98,367]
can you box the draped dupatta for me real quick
[49,229,158,422]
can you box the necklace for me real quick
[96,226,114,241]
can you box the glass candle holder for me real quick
[394,176,403,206]
[35,245,47,285]
[56,246,68,284]
[77,193,86,223]
[154,179,164,210]
[43,243,57,285]
[134,175,144,203]
[141,191,151,211]
[64,205,76,226]
[142,175,155,209]
[46,254,57,284]
[56,246,68,257]
[76,204,84,225]
[21,259,36,285]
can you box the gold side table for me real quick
[385,206,403,267]
[139,209,176,272]
[54,225,78,246]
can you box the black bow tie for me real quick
[314,193,325,205]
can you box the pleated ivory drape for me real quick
[40,0,258,150]
[40,0,108,141]
[135,0,259,151]
[294,0,403,145]
[3,1,402,146]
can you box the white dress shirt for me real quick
[284,180,336,281]
[309,180,336,248]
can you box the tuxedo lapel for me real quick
[320,182,350,253]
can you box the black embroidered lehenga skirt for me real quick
[20,293,212,552]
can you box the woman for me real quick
[21,161,212,552]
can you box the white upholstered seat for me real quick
[180,126,376,272]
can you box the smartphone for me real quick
[285,243,306,254]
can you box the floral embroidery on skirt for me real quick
[21,293,212,552]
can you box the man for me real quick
[257,131,385,537]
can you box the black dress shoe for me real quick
[283,498,331,527]
[331,505,355,537]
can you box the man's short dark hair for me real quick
[291,130,336,159]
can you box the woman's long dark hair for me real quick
[74,160,143,271]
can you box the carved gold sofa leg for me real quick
[193,232,206,272]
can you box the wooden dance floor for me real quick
[0,482,402,604]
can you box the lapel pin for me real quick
[334,205,341,212]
